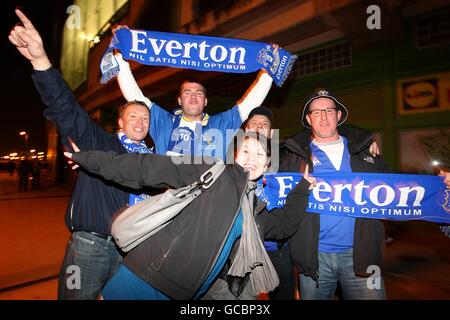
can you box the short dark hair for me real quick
[117,100,149,120]
[178,80,206,97]
[233,130,271,159]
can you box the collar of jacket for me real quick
[254,197,267,216]
[227,163,251,192]
[284,125,374,158]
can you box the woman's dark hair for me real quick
[233,130,271,159]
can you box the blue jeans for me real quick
[299,249,386,300]
[58,231,123,300]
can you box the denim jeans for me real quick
[299,249,386,300]
[58,231,123,300]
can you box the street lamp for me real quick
[19,131,29,151]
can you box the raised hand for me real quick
[8,9,51,70]
[304,164,316,190]
[369,141,380,157]
[112,24,129,35]
[439,170,450,189]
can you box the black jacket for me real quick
[32,68,140,234]
[278,125,390,279]
[71,151,311,299]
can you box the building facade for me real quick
[48,0,450,180]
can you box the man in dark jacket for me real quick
[9,9,152,299]
[280,89,390,300]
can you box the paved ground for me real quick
[0,171,70,299]
[0,170,449,300]
[383,220,450,299]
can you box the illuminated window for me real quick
[61,0,129,90]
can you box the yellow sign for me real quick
[404,81,437,109]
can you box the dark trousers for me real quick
[268,244,296,300]
[18,173,29,191]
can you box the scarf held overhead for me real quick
[256,172,450,223]
[100,28,297,87]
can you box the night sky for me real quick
[1,0,71,156]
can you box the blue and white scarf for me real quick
[256,172,450,223]
[100,28,297,87]
[118,132,153,205]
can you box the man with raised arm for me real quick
[115,43,275,158]
[9,9,152,300]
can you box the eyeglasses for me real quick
[308,108,337,117]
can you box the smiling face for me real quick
[177,81,207,121]
[118,103,150,143]
[305,97,342,143]
[235,136,270,181]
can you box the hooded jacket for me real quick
[276,125,390,279]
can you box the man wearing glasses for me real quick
[280,89,390,299]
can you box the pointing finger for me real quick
[15,9,37,32]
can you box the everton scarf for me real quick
[256,172,450,223]
[118,132,153,205]
[100,28,297,87]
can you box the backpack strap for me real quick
[199,160,226,190]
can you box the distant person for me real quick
[31,161,41,191]
[17,159,32,191]
[7,161,15,177]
